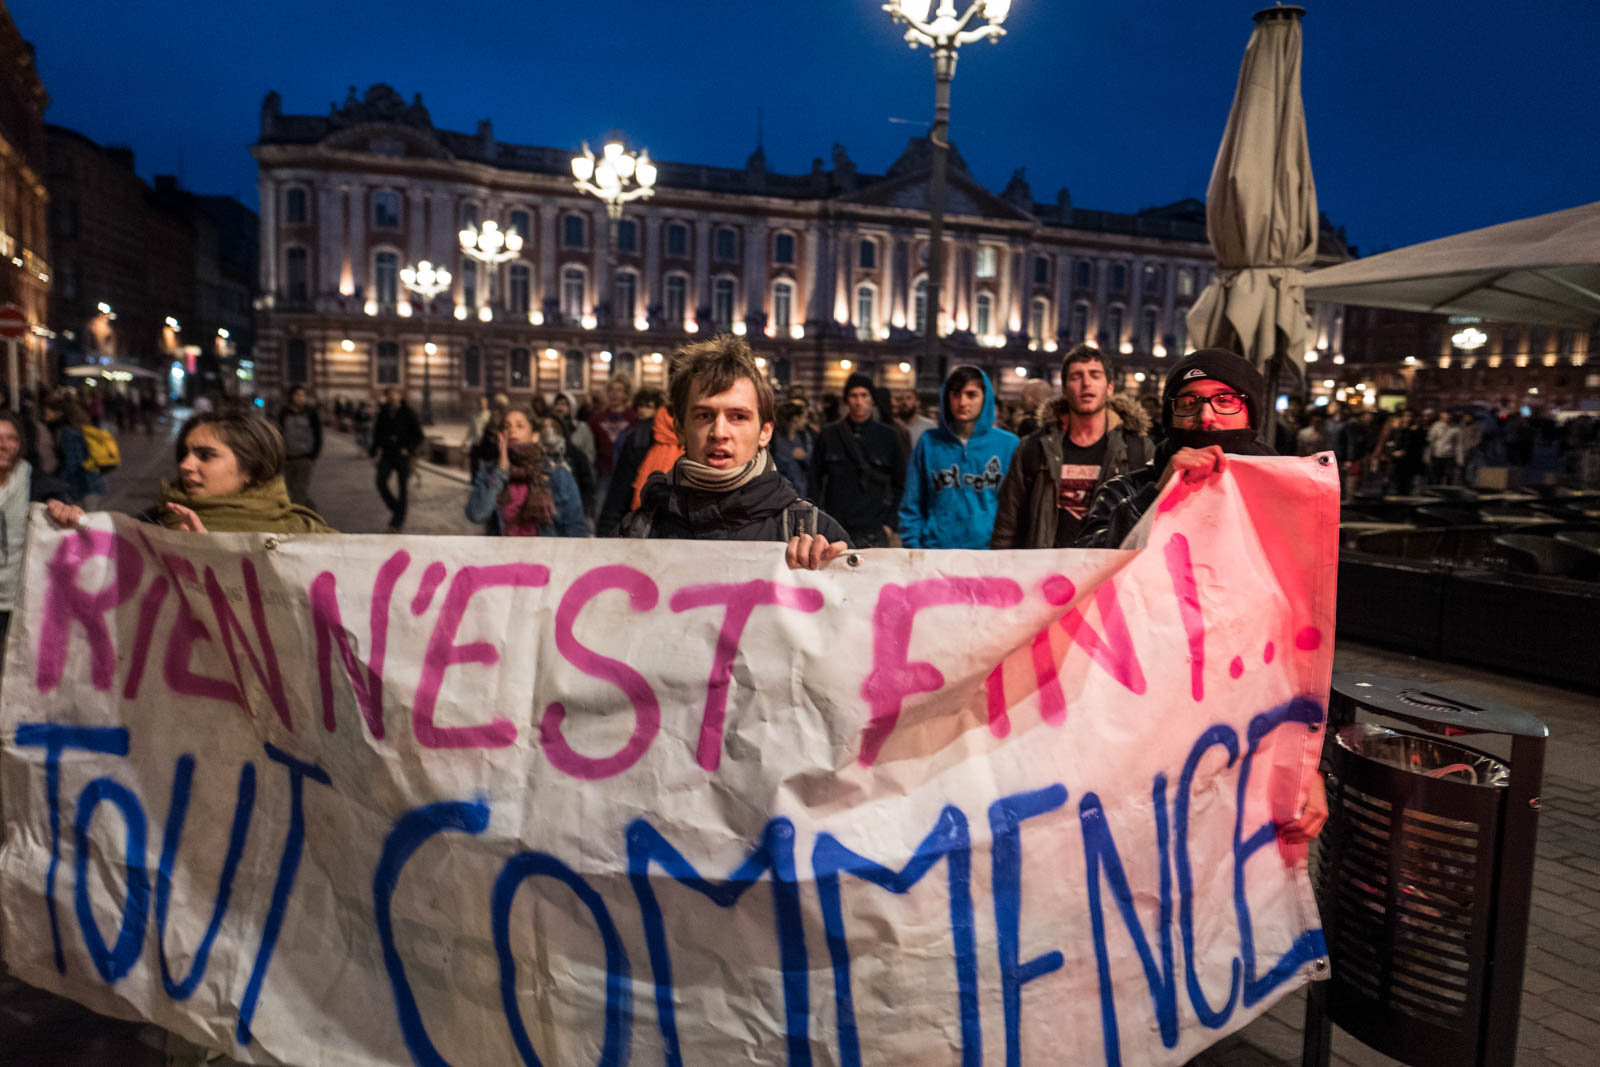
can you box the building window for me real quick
[510,347,531,389]
[712,277,736,331]
[774,232,795,265]
[1071,302,1089,342]
[666,223,688,257]
[1075,260,1092,289]
[1143,264,1163,297]
[507,264,531,314]
[976,247,997,280]
[1177,268,1195,298]
[284,187,308,224]
[284,247,308,302]
[859,239,877,271]
[914,279,928,335]
[975,291,993,336]
[773,280,794,330]
[376,341,400,384]
[1172,309,1188,354]
[563,214,586,248]
[508,210,531,243]
[665,274,687,325]
[564,350,585,391]
[616,219,638,253]
[614,351,637,382]
[374,251,399,309]
[1034,256,1050,285]
[464,345,481,388]
[1030,298,1048,341]
[1110,263,1127,292]
[614,270,637,321]
[460,259,477,308]
[562,266,586,322]
[715,227,738,262]
[1106,304,1125,345]
[286,338,308,384]
[1140,306,1159,351]
[856,285,875,332]
[461,202,479,229]
[373,191,401,230]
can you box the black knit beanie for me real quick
[843,372,875,398]
[1161,349,1268,430]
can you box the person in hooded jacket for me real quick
[1075,348,1276,549]
[898,365,1018,549]
[625,336,850,569]
[464,405,586,537]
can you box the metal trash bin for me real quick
[1303,673,1547,1067]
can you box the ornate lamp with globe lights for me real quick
[571,140,657,328]
[458,220,523,397]
[882,0,1011,378]
[399,260,452,424]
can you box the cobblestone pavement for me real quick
[5,431,1598,1064]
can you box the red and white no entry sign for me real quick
[0,304,27,341]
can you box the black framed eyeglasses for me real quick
[1170,392,1248,417]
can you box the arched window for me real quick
[563,214,586,248]
[664,274,688,325]
[715,227,738,261]
[1110,263,1128,292]
[1105,304,1125,346]
[507,264,531,314]
[1075,260,1092,289]
[373,251,400,308]
[616,219,638,253]
[976,247,997,280]
[859,239,877,271]
[563,350,585,391]
[856,284,875,332]
[375,341,400,384]
[1030,298,1049,341]
[459,259,477,308]
[510,347,531,389]
[666,223,689,257]
[774,233,795,265]
[561,266,587,322]
[284,247,308,302]
[614,350,637,381]
[284,186,308,224]
[975,291,994,337]
[712,277,737,331]
[1140,306,1160,352]
[1177,268,1195,298]
[772,280,795,330]
[372,191,401,230]
[614,270,637,323]
[1071,302,1090,342]
[1034,256,1051,285]
[508,210,531,243]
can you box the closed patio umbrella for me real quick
[1187,4,1319,408]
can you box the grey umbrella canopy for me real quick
[1305,200,1600,329]
[1187,5,1319,384]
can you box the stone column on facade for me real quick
[318,182,343,305]
[743,219,766,327]
[642,206,662,316]
[804,221,825,328]
[1160,256,1177,354]
[1094,255,1111,343]
[258,175,277,297]
[407,189,426,269]
[693,217,712,324]
[538,205,557,315]
[592,204,609,323]
[346,182,367,299]
[1055,251,1071,339]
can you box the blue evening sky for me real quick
[14,0,1596,254]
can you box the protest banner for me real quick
[0,454,1337,1065]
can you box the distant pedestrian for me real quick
[892,388,937,450]
[588,375,637,506]
[465,405,586,537]
[899,365,1018,550]
[277,385,323,509]
[369,388,423,531]
[811,373,906,548]
[43,392,105,509]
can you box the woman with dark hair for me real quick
[46,408,333,534]
[465,405,586,537]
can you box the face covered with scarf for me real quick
[1158,348,1276,461]
[499,409,556,529]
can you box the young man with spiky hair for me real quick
[625,335,851,569]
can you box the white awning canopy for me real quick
[1305,200,1600,329]
[64,361,163,380]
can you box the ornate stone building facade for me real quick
[254,85,1352,413]
[0,2,51,391]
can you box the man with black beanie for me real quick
[1075,348,1274,548]
[811,372,906,547]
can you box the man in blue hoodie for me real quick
[898,365,1019,549]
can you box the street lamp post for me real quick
[458,220,523,398]
[882,0,1011,380]
[571,140,657,329]
[399,260,452,424]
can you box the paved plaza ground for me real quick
[1,417,1596,1065]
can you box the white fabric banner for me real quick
[1,454,1338,1066]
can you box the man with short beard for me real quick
[991,344,1151,549]
[1075,349,1274,548]
[892,388,937,450]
